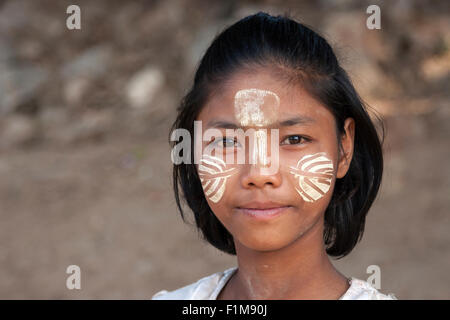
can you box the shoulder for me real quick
[340,277,398,300]
[152,267,237,300]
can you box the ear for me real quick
[336,118,355,179]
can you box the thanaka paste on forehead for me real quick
[234,88,280,127]
[289,152,334,202]
[234,88,280,168]
[198,154,236,203]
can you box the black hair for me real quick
[170,12,385,258]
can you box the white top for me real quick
[152,266,397,300]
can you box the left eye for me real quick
[280,135,309,145]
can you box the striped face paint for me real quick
[289,152,334,202]
[198,155,236,203]
[234,89,280,167]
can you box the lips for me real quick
[236,201,291,219]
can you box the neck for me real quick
[230,218,348,299]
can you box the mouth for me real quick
[236,202,292,220]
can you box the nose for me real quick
[240,165,282,189]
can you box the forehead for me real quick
[198,69,333,123]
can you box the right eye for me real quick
[215,137,240,148]
[221,138,239,148]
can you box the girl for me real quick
[153,12,397,300]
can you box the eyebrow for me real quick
[206,116,316,129]
[206,120,240,129]
[278,116,316,127]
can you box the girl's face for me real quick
[196,68,354,252]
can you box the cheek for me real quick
[286,152,335,203]
[198,151,336,206]
[198,155,237,204]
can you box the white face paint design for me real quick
[234,89,280,167]
[198,155,236,203]
[252,129,269,166]
[234,88,280,127]
[289,152,334,202]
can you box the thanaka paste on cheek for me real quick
[234,89,280,167]
[289,152,334,202]
[198,155,236,203]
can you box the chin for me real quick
[235,232,294,252]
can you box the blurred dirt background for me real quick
[0,0,448,299]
